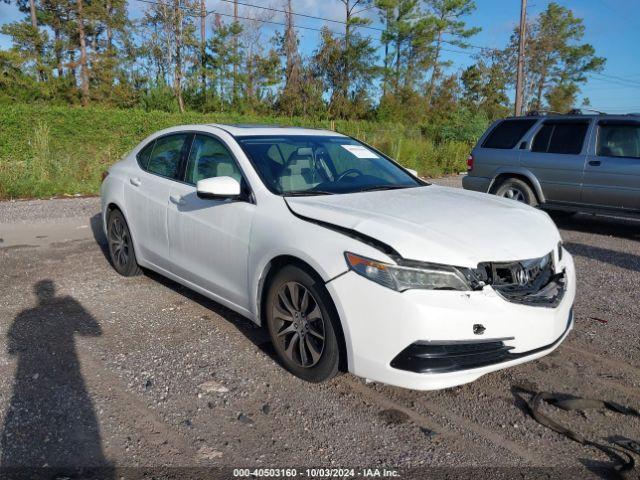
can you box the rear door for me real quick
[519,119,591,204]
[582,120,640,211]
[124,132,191,269]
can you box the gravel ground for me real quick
[0,174,639,479]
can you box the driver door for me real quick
[167,134,255,312]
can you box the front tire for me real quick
[265,265,341,383]
[494,178,538,207]
[107,209,142,277]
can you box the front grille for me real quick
[474,252,565,307]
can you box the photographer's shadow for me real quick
[1,280,112,478]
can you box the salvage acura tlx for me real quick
[101,124,576,390]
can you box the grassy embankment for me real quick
[0,104,472,199]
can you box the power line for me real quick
[217,0,385,32]
[207,7,353,38]
[218,0,490,51]
[591,72,640,87]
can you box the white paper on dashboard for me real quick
[340,144,380,159]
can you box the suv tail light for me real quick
[466,154,474,172]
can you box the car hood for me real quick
[286,185,561,267]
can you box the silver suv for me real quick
[463,113,640,218]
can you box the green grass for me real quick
[0,104,472,199]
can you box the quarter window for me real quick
[136,140,155,169]
[597,124,640,159]
[482,119,537,149]
[531,122,588,155]
[184,135,242,184]
[146,133,190,180]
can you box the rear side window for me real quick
[146,133,190,180]
[531,122,589,155]
[597,123,640,159]
[136,140,155,169]
[482,120,537,149]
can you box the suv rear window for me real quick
[597,122,640,159]
[482,119,537,149]
[532,122,589,155]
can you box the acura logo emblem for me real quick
[514,266,530,286]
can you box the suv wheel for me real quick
[494,178,538,207]
[265,265,341,383]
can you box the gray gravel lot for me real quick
[0,174,639,479]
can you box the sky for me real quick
[1,0,639,112]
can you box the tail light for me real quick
[466,154,474,172]
[101,170,109,182]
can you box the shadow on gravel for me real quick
[564,242,640,272]
[90,213,110,262]
[142,269,278,361]
[550,212,640,241]
[1,280,113,479]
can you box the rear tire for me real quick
[494,178,538,207]
[265,265,341,383]
[107,209,142,277]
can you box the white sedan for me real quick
[100,124,576,390]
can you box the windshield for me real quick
[236,135,422,195]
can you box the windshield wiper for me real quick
[284,190,336,196]
[356,185,412,193]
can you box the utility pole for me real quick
[232,0,238,103]
[514,0,527,116]
[200,0,206,94]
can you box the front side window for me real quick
[146,133,190,180]
[482,119,537,149]
[597,123,640,159]
[237,135,421,195]
[531,122,588,155]
[185,134,243,184]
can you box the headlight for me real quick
[345,252,471,292]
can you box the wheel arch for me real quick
[489,169,545,204]
[256,254,349,372]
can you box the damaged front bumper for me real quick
[325,249,576,391]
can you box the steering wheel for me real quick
[336,168,364,182]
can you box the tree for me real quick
[503,2,605,112]
[140,0,198,112]
[424,0,479,105]
[309,1,376,118]
[377,0,434,94]
[205,14,242,108]
[461,49,510,120]
[275,0,304,116]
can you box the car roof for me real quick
[207,123,345,137]
[500,113,640,122]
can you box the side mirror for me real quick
[196,176,241,200]
[406,168,418,177]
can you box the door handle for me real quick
[129,177,142,186]
[170,194,185,206]
[588,160,601,167]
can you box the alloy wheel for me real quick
[502,187,525,202]
[272,281,325,368]
[109,216,131,269]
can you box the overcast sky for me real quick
[1,0,639,112]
